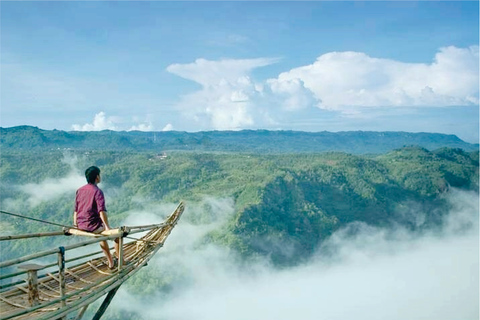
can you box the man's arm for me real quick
[73,211,78,227]
[99,211,111,230]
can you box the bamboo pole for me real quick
[91,287,119,320]
[0,270,118,320]
[0,231,66,241]
[57,247,66,311]
[0,248,60,269]
[0,202,184,319]
[17,264,43,307]
[117,237,124,272]
[0,235,116,269]
[127,222,167,230]
[1,231,162,320]
[0,249,106,282]
[74,304,89,320]
[33,250,152,320]
[0,222,165,242]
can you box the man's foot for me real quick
[108,257,118,270]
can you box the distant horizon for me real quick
[2,124,478,145]
[1,2,478,143]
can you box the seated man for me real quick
[73,166,121,269]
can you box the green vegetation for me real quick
[1,126,478,154]
[1,147,478,265]
[0,130,478,319]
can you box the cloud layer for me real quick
[15,154,84,207]
[112,189,479,320]
[167,46,479,130]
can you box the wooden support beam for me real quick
[18,263,43,307]
[92,287,120,320]
[118,236,124,272]
[58,246,67,320]
[74,304,89,320]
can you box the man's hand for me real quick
[73,211,78,228]
[99,211,111,231]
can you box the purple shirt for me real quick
[74,184,107,232]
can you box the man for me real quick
[74,166,120,269]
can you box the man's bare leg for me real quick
[100,240,114,268]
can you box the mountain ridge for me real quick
[1,125,478,154]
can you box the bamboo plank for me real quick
[0,296,27,309]
[65,270,94,284]
[14,285,56,300]
[86,263,112,276]
[45,274,83,291]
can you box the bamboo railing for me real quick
[0,202,184,320]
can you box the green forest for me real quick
[1,146,478,263]
[1,125,478,154]
[0,129,478,319]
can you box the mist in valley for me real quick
[110,190,479,320]
[1,155,478,320]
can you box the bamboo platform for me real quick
[0,202,184,320]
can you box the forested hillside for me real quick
[1,126,478,154]
[1,131,478,319]
[1,147,478,266]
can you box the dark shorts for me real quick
[92,226,105,234]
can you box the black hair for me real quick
[85,166,100,184]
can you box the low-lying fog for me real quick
[2,156,477,320]
[112,190,479,320]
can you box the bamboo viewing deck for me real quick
[0,202,184,320]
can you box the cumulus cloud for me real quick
[266,77,317,111]
[273,45,479,111]
[72,112,159,132]
[128,122,154,132]
[167,46,478,130]
[162,123,173,131]
[72,112,118,131]
[112,189,479,320]
[167,58,280,130]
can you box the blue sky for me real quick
[1,1,478,142]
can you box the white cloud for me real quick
[162,123,173,131]
[167,46,478,130]
[18,155,85,207]
[167,58,280,130]
[72,112,159,132]
[112,190,479,320]
[128,122,154,132]
[20,172,85,207]
[272,45,479,110]
[72,112,117,131]
[266,77,316,111]
[167,58,278,87]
